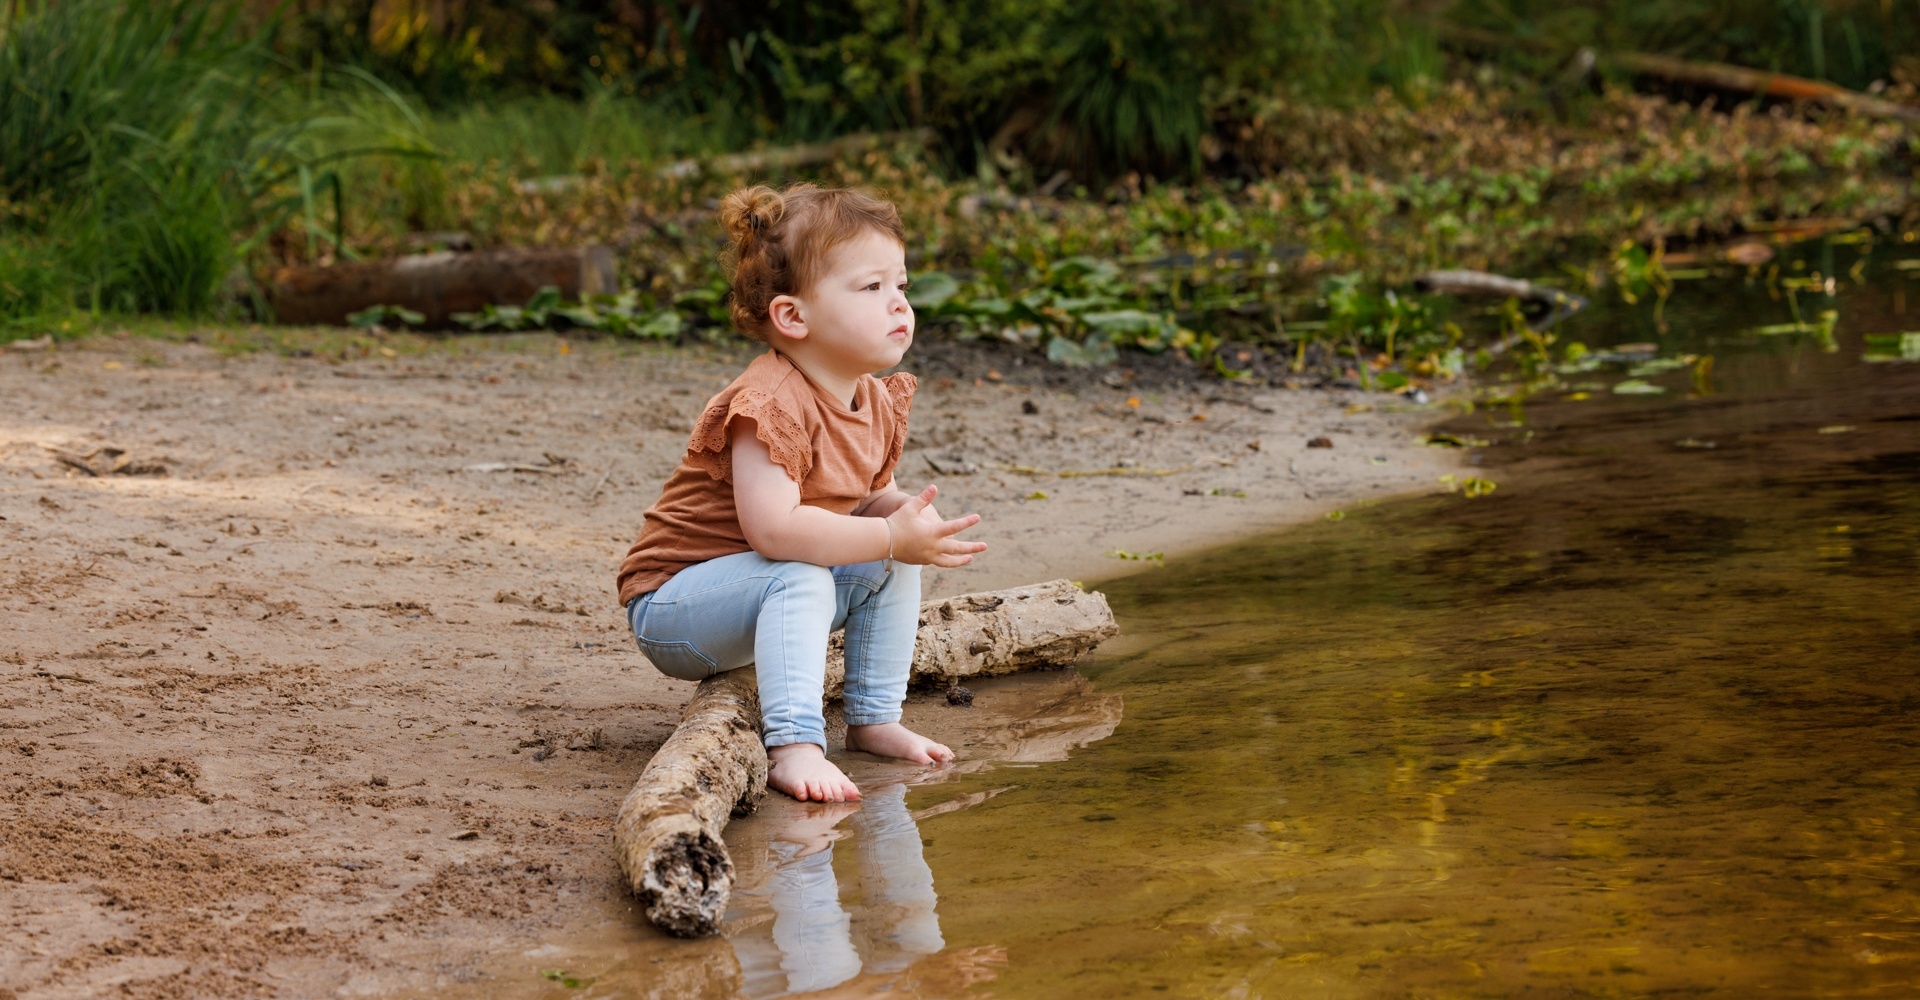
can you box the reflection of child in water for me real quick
[616,184,987,802]
[734,783,944,997]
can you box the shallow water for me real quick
[424,245,1920,999]
[707,247,1920,999]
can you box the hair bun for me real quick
[720,185,785,247]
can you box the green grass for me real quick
[0,0,390,328]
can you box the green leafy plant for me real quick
[913,258,1187,367]
[346,304,425,328]
[453,286,683,339]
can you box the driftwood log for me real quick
[265,245,617,327]
[613,579,1117,937]
[1413,268,1589,333]
[827,578,1117,696]
[612,667,767,938]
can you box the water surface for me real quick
[450,244,1920,999]
[770,246,1920,998]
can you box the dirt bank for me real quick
[0,332,1459,999]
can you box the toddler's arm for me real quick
[852,480,912,519]
[731,419,985,568]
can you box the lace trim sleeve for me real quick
[685,388,812,485]
[875,372,918,489]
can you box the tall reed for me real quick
[0,0,346,325]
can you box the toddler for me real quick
[616,183,986,802]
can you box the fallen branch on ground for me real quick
[1439,25,1920,124]
[1413,269,1589,332]
[614,579,1118,937]
[266,245,617,327]
[657,129,936,181]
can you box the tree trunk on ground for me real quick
[656,129,936,181]
[265,245,617,327]
[614,579,1118,937]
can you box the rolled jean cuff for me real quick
[843,710,903,727]
[765,729,829,750]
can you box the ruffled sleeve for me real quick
[874,372,918,489]
[685,388,812,485]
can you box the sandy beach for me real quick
[0,332,1461,999]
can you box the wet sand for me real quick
[0,333,1457,999]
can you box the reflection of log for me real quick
[617,579,1118,937]
[265,245,617,327]
[613,667,767,939]
[826,579,1119,697]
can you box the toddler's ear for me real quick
[768,295,807,341]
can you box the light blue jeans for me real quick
[627,550,922,750]
[734,782,945,996]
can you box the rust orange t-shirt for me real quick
[615,350,916,605]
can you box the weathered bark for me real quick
[265,245,617,328]
[617,579,1118,937]
[612,667,767,939]
[826,579,1118,696]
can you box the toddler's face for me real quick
[796,228,914,374]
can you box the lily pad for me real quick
[1612,379,1666,395]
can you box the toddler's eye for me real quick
[864,281,882,291]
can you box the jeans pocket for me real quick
[635,635,718,680]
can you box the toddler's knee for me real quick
[766,560,836,603]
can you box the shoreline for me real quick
[0,332,1462,997]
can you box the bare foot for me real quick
[767,742,861,802]
[845,722,955,765]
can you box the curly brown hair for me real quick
[718,183,905,342]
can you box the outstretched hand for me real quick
[885,484,986,568]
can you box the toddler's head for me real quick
[719,184,909,365]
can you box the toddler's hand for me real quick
[885,485,985,567]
